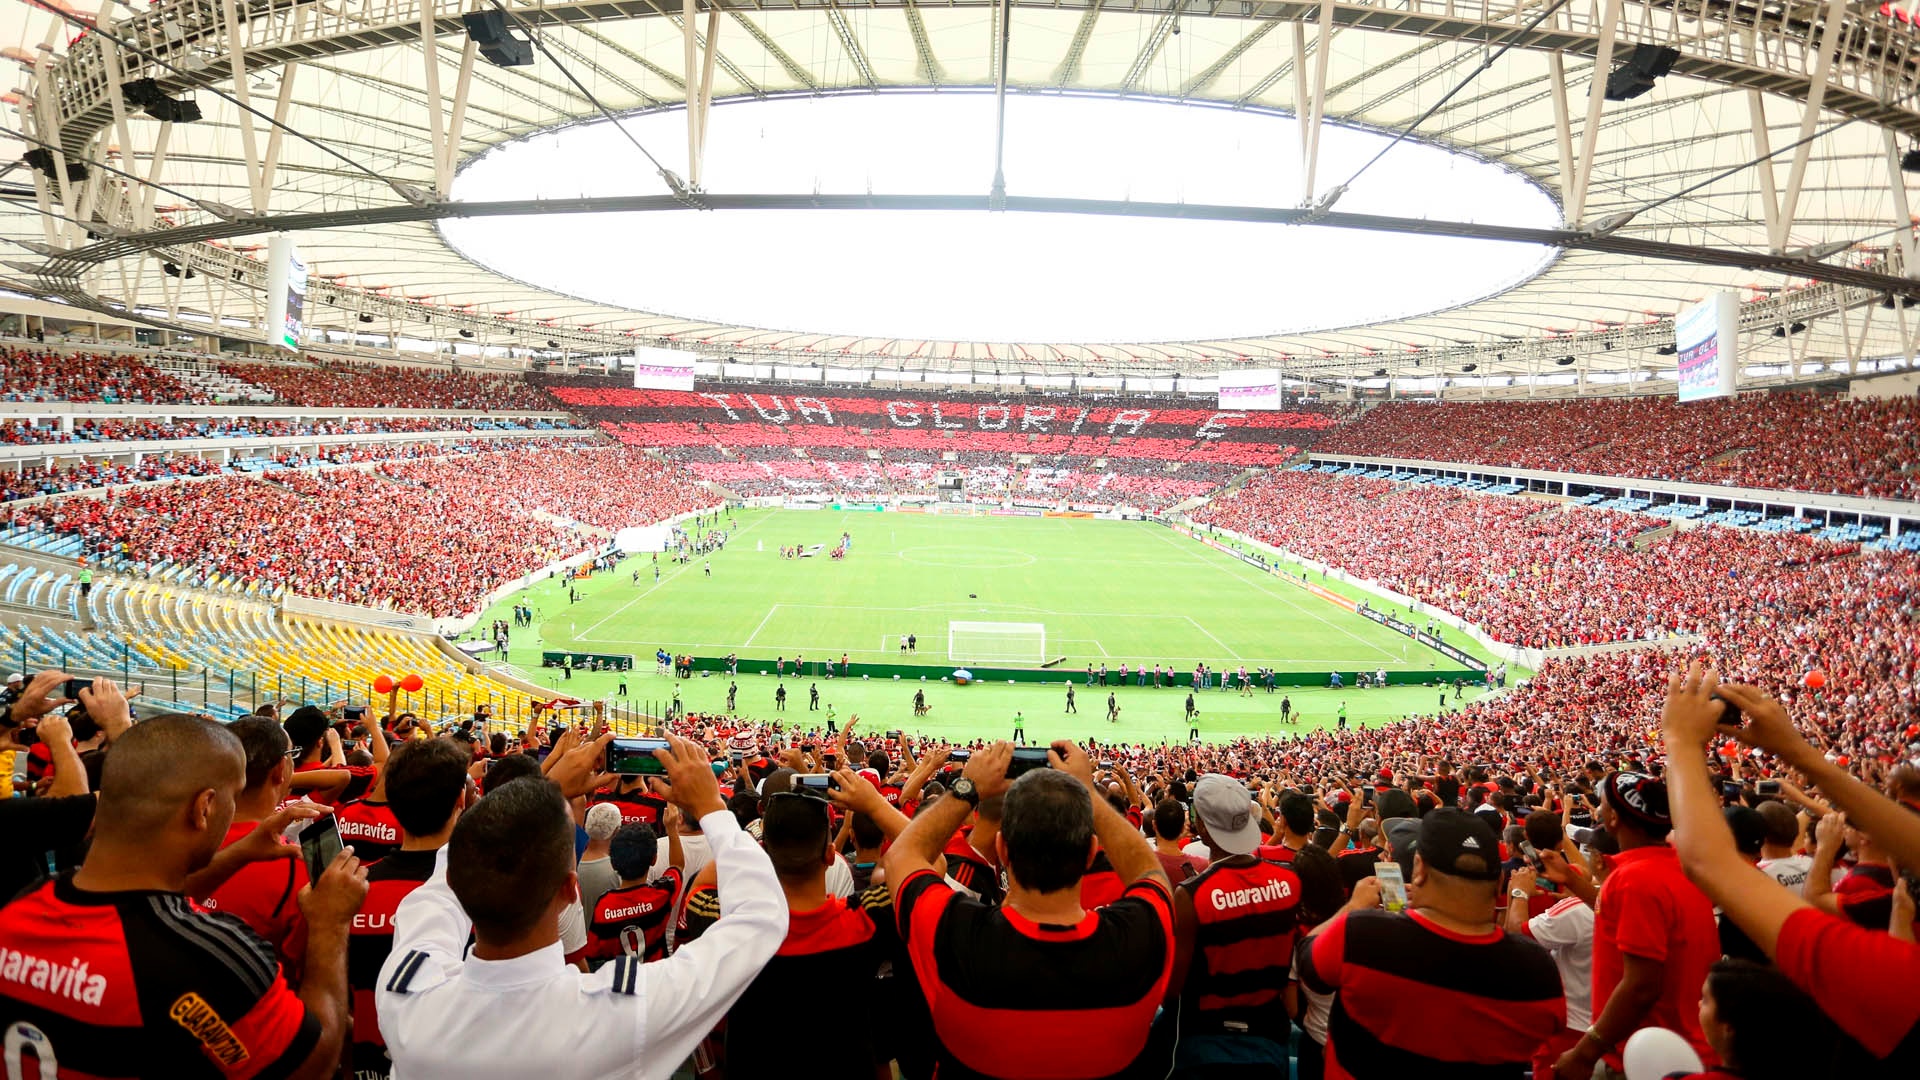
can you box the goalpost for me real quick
[948,621,1048,667]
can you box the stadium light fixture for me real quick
[1903,146,1920,173]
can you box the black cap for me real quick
[1415,808,1503,881]
[1603,771,1672,830]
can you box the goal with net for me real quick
[947,621,1047,667]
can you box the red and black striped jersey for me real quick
[202,821,308,980]
[294,761,376,806]
[1300,907,1566,1080]
[588,789,668,828]
[896,868,1174,1080]
[586,869,684,966]
[347,849,437,1080]
[0,875,320,1079]
[726,885,897,1075]
[942,831,1002,907]
[334,799,402,864]
[1178,856,1304,1037]
[676,881,720,944]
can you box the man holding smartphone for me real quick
[376,733,785,1080]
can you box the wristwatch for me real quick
[1510,888,1530,899]
[951,777,981,807]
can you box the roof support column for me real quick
[219,0,269,213]
[1770,0,1848,253]
[441,39,479,197]
[1884,129,1918,278]
[1547,52,1575,213]
[1565,0,1623,227]
[1746,91,1781,243]
[682,0,721,191]
[420,0,448,195]
[1293,4,1335,206]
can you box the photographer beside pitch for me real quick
[375,732,785,1080]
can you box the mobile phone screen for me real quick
[300,815,343,882]
[1374,861,1408,913]
[608,737,670,776]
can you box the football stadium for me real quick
[2,1,1918,1078]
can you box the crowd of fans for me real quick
[1195,471,1869,648]
[0,415,563,447]
[1317,394,1920,500]
[3,651,1915,1080]
[0,345,207,404]
[229,358,554,411]
[2,446,710,615]
[374,445,711,534]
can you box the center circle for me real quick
[443,91,1560,344]
[900,545,1038,569]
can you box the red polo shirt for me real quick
[1591,843,1718,1069]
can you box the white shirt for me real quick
[1527,895,1596,1031]
[1757,854,1813,897]
[377,810,786,1080]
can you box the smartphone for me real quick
[1006,746,1051,780]
[1721,782,1743,798]
[343,705,367,722]
[947,749,972,763]
[300,815,343,882]
[1374,861,1408,913]
[1757,780,1781,796]
[795,773,835,794]
[1361,787,1375,807]
[729,750,744,765]
[63,678,92,700]
[607,737,670,776]
[1098,760,1114,770]
[886,730,903,740]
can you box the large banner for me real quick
[1675,293,1739,403]
[1217,369,1284,411]
[632,346,698,391]
[265,235,306,351]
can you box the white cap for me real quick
[4,673,21,685]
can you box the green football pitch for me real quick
[471,509,1508,743]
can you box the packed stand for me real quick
[1317,394,1920,500]
[0,345,206,404]
[1,446,706,616]
[374,445,710,533]
[229,358,554,411]
[533,376,1336,505]
[1194,471,1866,648]
[0,414,567,448]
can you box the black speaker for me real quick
[462,11,534,68]
[1604,44,1679,101]
[21,148,88,184]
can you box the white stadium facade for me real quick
[2,0,1919,394]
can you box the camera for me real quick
[63,678,92,700]
[1006,746,1050,780]
[795,773,836,794]
[1757,780,1781,796]
[947,749,972,763]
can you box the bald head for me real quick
[95,713,245,836]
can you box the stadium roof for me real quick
[4,0,1920,385]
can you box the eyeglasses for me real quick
[765,789,834,820]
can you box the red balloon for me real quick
[1803,670,1827,690]
[1720,741,1740,759]
[373,675,395,694]
[401,673,425,693]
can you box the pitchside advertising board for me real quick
[632,346,698,391]
[1675,292,1739,403]
[1217,369,1284,411]
[265,235,307,351]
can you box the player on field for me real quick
[1065,684,1077,714]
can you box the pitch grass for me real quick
[468,510,1507,743]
